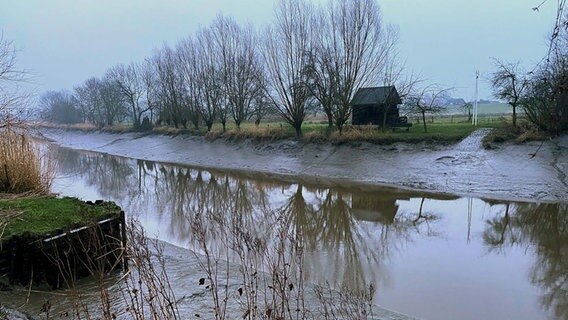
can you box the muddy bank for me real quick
[0,306,35,320]
[38,128,568,202]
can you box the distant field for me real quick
[443,103,516,115]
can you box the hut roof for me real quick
[351,86,402,106]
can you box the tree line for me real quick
[491,6,567,135]
[39,0,404,136]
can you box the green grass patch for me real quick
[0,196,121,241]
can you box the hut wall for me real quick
[352,104,400,125]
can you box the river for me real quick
[2,143,567,320]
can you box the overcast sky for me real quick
[0,0,558,100]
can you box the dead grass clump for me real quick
[34,121,99,132]
[328,125,376,144]
[301,130,326,144]
[101,124,132,134]
[482,121,548,149]
[224,126,288,142]
[191,208,310,320]
[152,125,183,136]
[315,282,376,319]
[205,128,224,141]
[0,129,53,194]
[517,127,547,143]
[69,122,98,131]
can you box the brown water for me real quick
[8,145,568,319]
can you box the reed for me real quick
[0,128,53,194]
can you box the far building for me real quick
[351,86,402,126]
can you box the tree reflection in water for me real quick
[52,146,443,295]
[483,201,568,319]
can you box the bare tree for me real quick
[380,51,421,131]
[462,101,473,122]
[107,62,151,129]
[176,37,210,131]
[152,45,188,128]
[39,90,81,124]
[0,32,29,129]
[490,59,529,127]
[140,58,160,124]
[304,44,337,129]
[74,76,127,127]
[251,93,272,126]
[99,76,128,126]
[523,48,568,135]
[405,86,450,132]
[262,0,315,137]
[211,16,266,130]
[74,77,105,126]
[309,0,397,133]
[197,30,223,131]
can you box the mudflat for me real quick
[38,128,568,202]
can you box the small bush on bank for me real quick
[481,119,549,149]
[482,126,519,149]
[0,129,53,194]
[517,127,548,143]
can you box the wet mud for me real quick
[37,128,568,202]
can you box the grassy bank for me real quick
[0,196,121,241]
[38,114,506,145]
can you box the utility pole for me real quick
[473,71,479,126]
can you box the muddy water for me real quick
[6,144,568,320]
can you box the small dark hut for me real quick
[351,86,402,126]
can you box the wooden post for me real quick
[120,210,128,271]
[8,238,16,285]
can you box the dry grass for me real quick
[37,219,180,320]
[517,127,548,143]
[68,122,99,131]
[100,123,132,134]
[36,121,99,132]
[328,125,376,144]
[221,126,289,142]
[301,130,326,144]
[204,128,224,141]
[151,125,187,136]
[36,121,135,134]
[0,129,54,194]
[482,119,549,149]
[190,206,376,320]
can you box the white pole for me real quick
[474,71,479,126]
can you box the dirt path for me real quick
[38,128,568,202]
